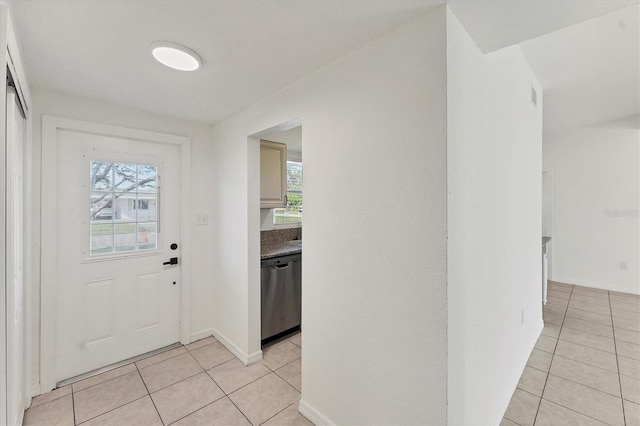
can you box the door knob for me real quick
[163,257,178,266]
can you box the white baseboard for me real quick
[211,327,263,366]
[31,382,42,397]
[299,399,334,426]
[551,277,640,296]
[247,349,263,365]
[189,328,215,344]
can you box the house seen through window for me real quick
[274,161,302,226]
[90,161,158,255]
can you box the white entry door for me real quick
[55,128,182,382]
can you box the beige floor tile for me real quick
[546,296,569,308]
[73,371,148,424]
[288,332,302,348]
[207,358,271,394]
[613,308,640,322]
[562,317,614,339]
[559,327,616,353]
[262,340,302,371]
[23,394,74,426]
[565,308,612,326]
[542,375,624,425]
[572,286,608,296]
[228,373,300,425]
[275,358,302,392]
[624,400,640,426]
[151,372,225,425]
[610,291,640,300]
[504,389,540,425]
[263,402,312,426]
[135,346,188,369]
[615,328,640,345]
[72,363,137,392]
[541,324,561,339]
[80,396,162,426]
[617,340,640,361]
[554,340,618,372]
[571,292,609,303]
[548,289,570,300]
[570,294,610,308]
[516,366,547,397]
[500,418,519,426]
[185,336,218,352]
[544,305,566,317]
[621,374,640,404]
[569,300,611,316]
[550,356,621,397]
[548,280,573,289]
[535,335,558,354]
[139,352,203,393]
[534,399,607,426]
[548,282,572,293]
[611,300,640,313]
[527,349,553,372]
[618,355,640,379]
[614,316,640,332]
[190,341,236,370]
[172,397,251,426]
[542,312,564,326]
[31,385,71,408]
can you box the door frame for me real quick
[40,116,192,393]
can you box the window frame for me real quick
[83,153,163,262]
[273,160,303,228]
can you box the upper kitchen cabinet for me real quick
[260,140,287,208]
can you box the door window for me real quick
[89,161,158,255]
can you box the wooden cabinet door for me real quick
[260,140,287,208]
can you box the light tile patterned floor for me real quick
[502,282,640,426]
[24,333,309,426]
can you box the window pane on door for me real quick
[89,161,158,256]
[90,224,114,255]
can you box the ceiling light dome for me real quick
[150,41,201,71]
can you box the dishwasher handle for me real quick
[273,262,292,270]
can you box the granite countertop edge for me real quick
[261,241,302,260]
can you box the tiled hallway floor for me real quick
[502,281,640,426]
[24,332,309,426]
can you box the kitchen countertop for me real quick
[542,236,551,245]
[261,240,302,260]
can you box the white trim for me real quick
[40,115,192,391]
[298,399,334,426]
[551,276,640,296]
[211,327,263,366]
[190,328,214,343]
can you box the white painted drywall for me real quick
[447,9,544,425]
[28,89,216,390]
[212,7,448,424]
[543,120,640,295]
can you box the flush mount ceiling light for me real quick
[150,41,201,71]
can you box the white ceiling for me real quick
[520,3,639,134]
[6,0,445,124]
[6,0,639,132]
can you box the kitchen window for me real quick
[273,161,302,226]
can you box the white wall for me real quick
[543,120,640,295]
[447,9,544,425]
[212,7,448,424]
[29,89,216,390]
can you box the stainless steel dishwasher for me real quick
[261,253,301,343]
